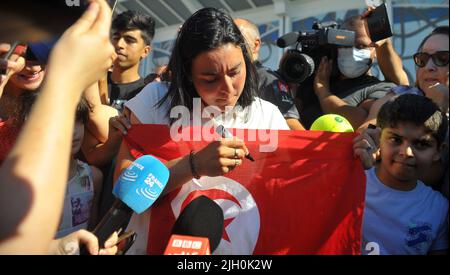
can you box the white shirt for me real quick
[124,82,289,254]
[362,167,449,255]
[125,82,290,130]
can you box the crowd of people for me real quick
[0,0,448,255]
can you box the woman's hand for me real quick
[194,138,249,177]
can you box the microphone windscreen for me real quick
[172,196,224,252]
[113,155,170,214]
[277,32,300,48]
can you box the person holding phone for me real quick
[297,7,408,130]
[0,0,115,254]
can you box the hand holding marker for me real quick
[211,117,255,162]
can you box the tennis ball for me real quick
[310,114,354,133]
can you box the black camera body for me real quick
[276,21,355,84]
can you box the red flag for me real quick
[124,124,365,255]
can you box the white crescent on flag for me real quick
[170,176,260,255]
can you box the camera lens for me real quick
[279,50,315,83]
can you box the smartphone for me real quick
[366,3,393,43]
[116,231,137,255]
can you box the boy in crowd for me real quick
[354,94,448,254]
[108,10,155,112]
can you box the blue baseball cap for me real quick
[26,37,58,64]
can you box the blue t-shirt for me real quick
[362,167,449,255]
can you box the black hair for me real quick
[417,25,449,52]
[75,96,90,124]
[377,94,448,146]
[112,10,155,45]
[159,7,258,124]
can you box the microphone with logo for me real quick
[81,155,170,255]
[164,196,224,255]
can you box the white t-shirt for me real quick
[124,82,289,254]
[362,167,449,255]
[125,82,290,130]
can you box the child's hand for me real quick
[49,229,119,255]
[353,127,381,170]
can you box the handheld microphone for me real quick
[81,155,169,254]
[164,196,224,255]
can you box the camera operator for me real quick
[235,18,305,130]
[296,13,408,129]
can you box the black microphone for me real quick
[277,32,300,48]
[80,155,170,255]
[168,195,224,254]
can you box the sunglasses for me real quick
[413,51,449,68]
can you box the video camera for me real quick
[276,21,355,84]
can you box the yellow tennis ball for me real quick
[310,114,354,133]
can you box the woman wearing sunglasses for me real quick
[359,26,448,132]
[414,26,449,113]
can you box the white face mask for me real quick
[337,47,372,79]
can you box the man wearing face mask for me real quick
[296,13,408,129]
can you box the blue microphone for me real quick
[112,155,169,214]
[82,155,169,254]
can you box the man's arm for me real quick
[357,93,394,132]
[362,8,409,86]
[314,57,372,129]
[286,118,305,130]
[82,83,124,166]
[374,39,409,86]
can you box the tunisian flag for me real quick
[124,124,365,255]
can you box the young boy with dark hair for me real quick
[108,10,155,112]
[354,94,448,255]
